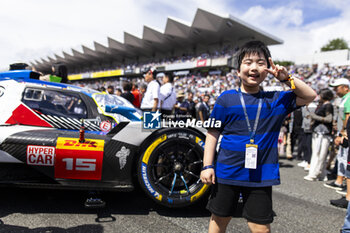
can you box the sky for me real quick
[0,0,350,70]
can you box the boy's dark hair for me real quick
[237,41,271,70]
[319,88,334,101]
[164,72,174,83]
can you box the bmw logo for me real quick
[0,86,4,97]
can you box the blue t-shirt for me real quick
[210,89,298,187]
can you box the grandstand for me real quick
[31,8,283,81]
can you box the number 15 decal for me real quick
[55,137,104,180]
[62,158,96,171]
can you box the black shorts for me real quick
[206,183,274,225]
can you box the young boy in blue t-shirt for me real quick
[200,41,316,233]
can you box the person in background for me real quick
[99,87,106,93]
[159,72,176,119]
[107,85,115,95]
[297,105,314,170]
[52,63,68,83]
[195,96,202,120]
[174,90,189,121]
[140,67,160,112]
[292,108,303,160]
[341,119,350,232]
[304,88,334,181]
[185,91,196,119]
[328,78,350,208]
[115,88,122,96]
[38,63,68,83]
[326,95,341,179]
[279,118,289,157]
[197,94,210,122]
[285,114,293,160]
[121,81,135,103]
[140,84,147,99]
[278,123,287,156]
[131,83,141,108]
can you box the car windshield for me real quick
[93,93,134,109]
[92,93,141,122]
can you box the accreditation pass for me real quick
[245,144,258,169]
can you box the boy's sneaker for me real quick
[324,181,345,191]
[330,197,348,209]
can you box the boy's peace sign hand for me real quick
[265,57,289,82]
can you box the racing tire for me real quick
[137,127,210,208]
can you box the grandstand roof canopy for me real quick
[32,8,283,73]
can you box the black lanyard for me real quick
[238,89,262,144]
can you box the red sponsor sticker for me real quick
[196,59,207,67]
[54,137,104,180]
[27,145,55,166]
[100,121,112,132]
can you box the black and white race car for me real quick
[0,70,209,208]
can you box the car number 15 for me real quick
[62,158,96,171]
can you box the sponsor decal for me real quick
[67,74,83,80]
[115,146,130,169]
[196,59,207,67]
[92,69,123,78]
[124,68,134,74]
[100,121,112,132]
[56,138,104,151]
[190,184,209,202]
[143,111,161,129]
[142,134,167,164]
[55,137,104,180]
[141,163,162,201]
[196,137,205,149]
[27,145,55,166]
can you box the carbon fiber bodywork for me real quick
[0,128,139,190]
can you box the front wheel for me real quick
[137,128,210,208]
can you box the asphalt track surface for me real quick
[0,158,346,233]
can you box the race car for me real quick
[0,70,209,208]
